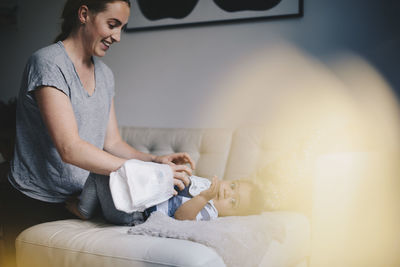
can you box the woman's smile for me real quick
[101,40,111,50]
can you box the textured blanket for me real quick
[128,212,286,267]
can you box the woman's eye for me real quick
[108,24,116,29]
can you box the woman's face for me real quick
[84,1,130,57]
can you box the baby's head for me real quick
[212,179,264,217]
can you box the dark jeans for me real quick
[78,173,147,226]
[0,179,75,267]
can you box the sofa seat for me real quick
[16,219,224,267]
[16,212,310,267]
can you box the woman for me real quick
[5,0,194,252]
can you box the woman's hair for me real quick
[54,0,131,43]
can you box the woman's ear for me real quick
[77,5,90,25]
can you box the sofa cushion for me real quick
[16,219,225,267]
[16,212,310,267]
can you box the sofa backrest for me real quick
[119,126,313,216]
[119,127,233,180]
[119,126,281,180]
[223,126,286,180]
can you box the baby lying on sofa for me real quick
[67,173,265,225]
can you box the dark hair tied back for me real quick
[54,0,131,43]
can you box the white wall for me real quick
[1,0,399,128]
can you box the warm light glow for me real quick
[202,42,400,266]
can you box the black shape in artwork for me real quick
[213,0,282,12]
[137,0,199,21]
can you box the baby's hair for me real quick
[239,180,266,216]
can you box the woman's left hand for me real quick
[154,152,196,170]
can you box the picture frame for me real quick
[125,0,303,32]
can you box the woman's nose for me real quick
[111,31,121,42]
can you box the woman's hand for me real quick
[154,152,196,195]
[199,176,220,201]
[154,152,196,170]
[169,164,192,194]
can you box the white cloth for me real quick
[128,211,286,267]
[109,159,174,212]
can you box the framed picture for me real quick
[125,0,303,32]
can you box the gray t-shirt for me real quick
[8,41,115,203]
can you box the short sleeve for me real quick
[26,54,70,97]
[196,201,219,221]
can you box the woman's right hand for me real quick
[169,164,192,194]
[154,152,195,170]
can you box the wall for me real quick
[0,0,399,128]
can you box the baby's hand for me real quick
[199,176,220,201]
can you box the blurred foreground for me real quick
[204,43,400,266]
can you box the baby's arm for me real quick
[174,176,219,220]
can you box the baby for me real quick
[174,176,263,220]
[67,173,265,225]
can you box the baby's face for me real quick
[212,180,252,217]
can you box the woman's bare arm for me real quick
[103,100,194,190]
[35,86,126,175]
[103,100,156,161]
[103,101,196,170]
[35,87,194,188]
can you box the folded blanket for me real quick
[109,159,174,212]
[128,211,286,267]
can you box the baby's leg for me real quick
[69,174,99,220]
[65,196,87,220]
[94,175,147,225]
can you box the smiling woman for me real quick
[4,0,197,265]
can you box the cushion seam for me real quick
[16,238,221,267]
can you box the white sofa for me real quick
[15,126,311,267]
